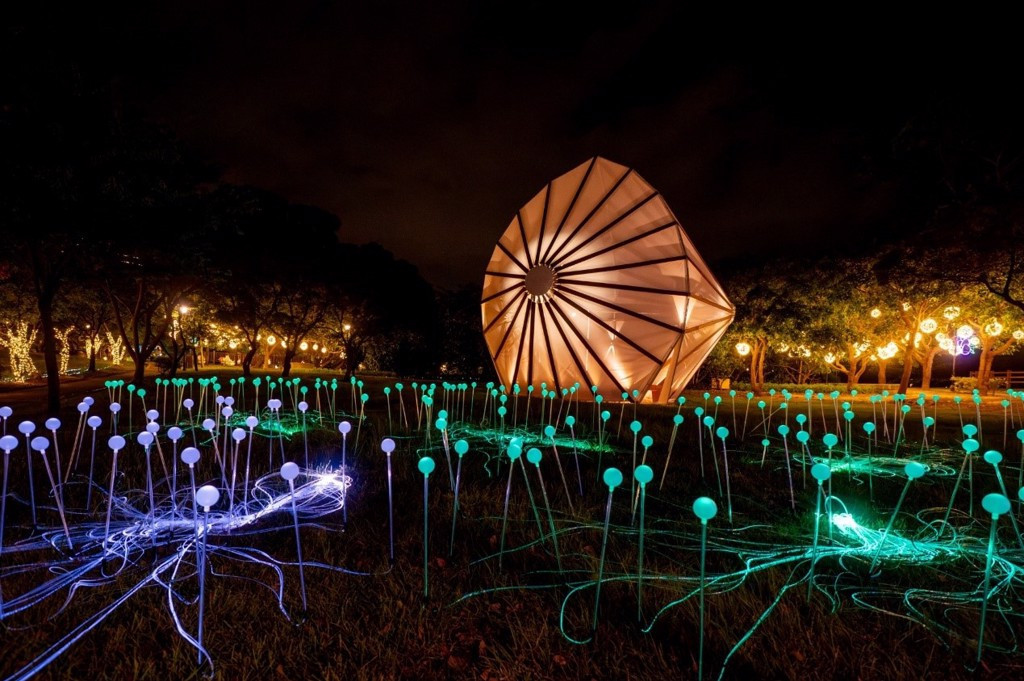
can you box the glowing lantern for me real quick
[956,325,974,340]
[321,346,327,354]
[877,342,899,360]
[312,342,319,350]
[1014,330,1024,341]
[823,352,837,364]
[919,318,937,334]
[300,341,309,351]
[943,306,960,320]
[735,342,752,356]
[939,337,955,353]
[228,340,238,350]
[266,335,277,346]
[870,308,881,318]
[984,321,1004,337]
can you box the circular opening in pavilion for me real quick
[524,264,556,299]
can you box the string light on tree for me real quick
[943,306,961,320]
[735,342,752,356]
[919,318,938,334]
[870,308,882,318]
[984,321,1004,337]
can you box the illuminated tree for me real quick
[957,291,1024,393]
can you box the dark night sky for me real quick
[97,4,1004,287]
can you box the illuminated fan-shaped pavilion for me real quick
[481,157,733,403]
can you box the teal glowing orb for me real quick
[454,440,469,456]
[811,463,831,483]
[982,493,1010,517]
[904,462,926,479]
[418,457,435,476]
[635,465,653,486]
[526,448,542,465]
[823,433,838,449]
[692,496,718,521]
[603,467,623,489]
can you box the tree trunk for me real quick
[88,344,97,372]
[876,359,887,385]
[242,346,257,376]
[191,346,200,371]
[920,348,938,390]
[897,352,914,395]
[133,355,146,385]
[281,349,297,377]
[976,346,992,394]
[37,295,61,415]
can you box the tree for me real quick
[715,259,818,392]
[957,290,1024,393]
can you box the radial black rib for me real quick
[557,284,679,332]
[557,279,689,298]
[539,157,597,264]
[561,254,688,278]
[544,300,597,397]
[557,220,679,271]
[535,182,551,266]
[509,297,532,386]
[551,190,660,268]
[516,211,534,269]
[484,270,527,279]
[547,298,627,396]
[537,304,562,393]
[551,290,664,365]
[496,239,529,274]
[484,288,527,336]
[482,280,524,304]
[544,167,633,265]
[526,303,537,387]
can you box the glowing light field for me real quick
[1,377,1023,679]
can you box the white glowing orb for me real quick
[956,325,974,340]
[919,318,937,333]
[735,341,752,356]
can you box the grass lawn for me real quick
[1,375,1023,679]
